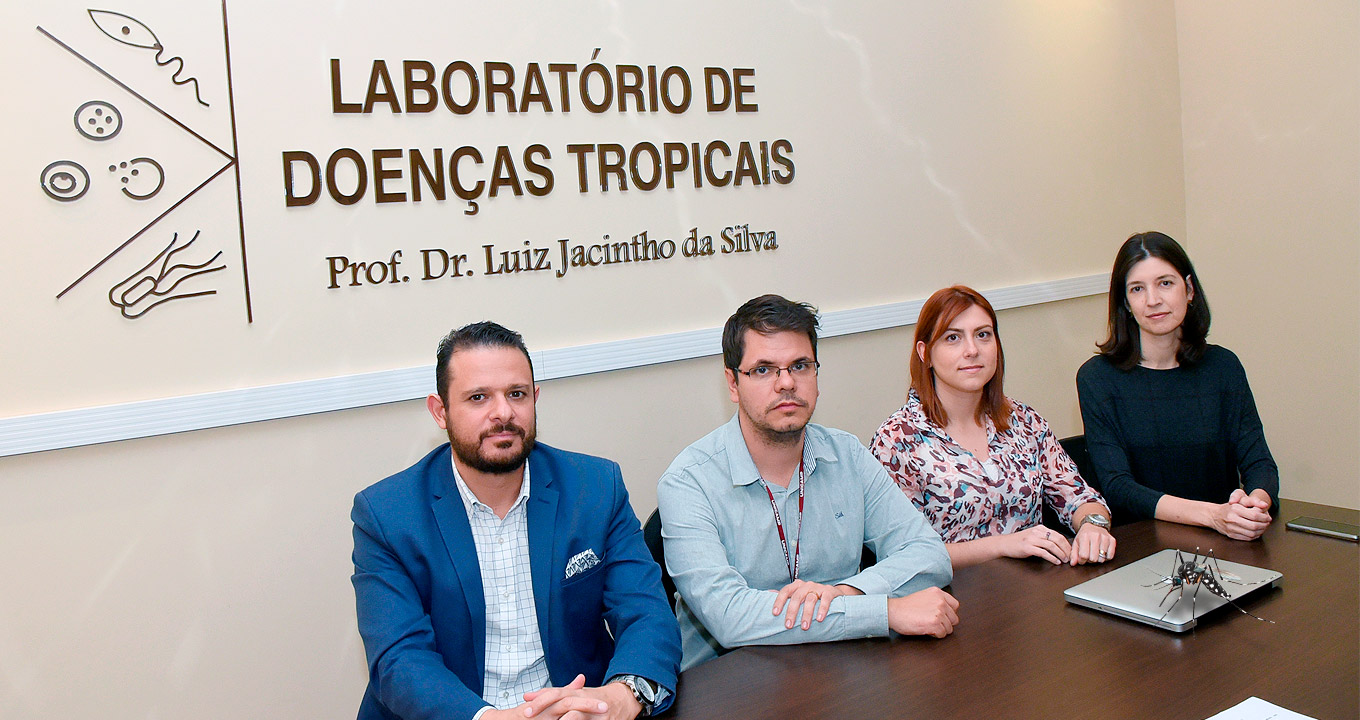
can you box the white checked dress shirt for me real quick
[451,462,550,716]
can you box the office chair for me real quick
[642,508,678,611]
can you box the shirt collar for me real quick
[720,413,837,487]
[450,455,532,516]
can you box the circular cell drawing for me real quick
[108,157,165,199]
[74,100,123,140]
[41,160,91,201]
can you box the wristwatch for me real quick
[610,674,661,716]
[1078,513,1111,531]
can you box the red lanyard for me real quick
[761,459,805,583]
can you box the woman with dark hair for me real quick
[871,286,1115,568]
[1077,232,1279,540]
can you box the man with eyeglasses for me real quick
[657,294,958,670]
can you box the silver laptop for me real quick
[1064,548,1283,632]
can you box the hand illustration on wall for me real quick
[108,230,225,319]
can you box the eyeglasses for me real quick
[734,360,820,382]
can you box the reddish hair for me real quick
[910,285,1011,432]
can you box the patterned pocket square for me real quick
[564,549,601,579]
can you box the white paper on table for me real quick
[1205,697,1318,720]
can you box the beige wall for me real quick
[1175,0,1360,509]
[3,1,1181,416]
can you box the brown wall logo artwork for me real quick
[36,5,252,321]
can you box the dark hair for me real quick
[722,294,819,371]
[910,286,1011,432]
[435,321,534,400]
[1098,231,1211,370]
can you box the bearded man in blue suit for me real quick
[351,322,680,720]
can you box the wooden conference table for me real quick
[663,500,1359,719]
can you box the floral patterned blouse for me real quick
[869,390,1106,543]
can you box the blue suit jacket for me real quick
[351,443,680,720]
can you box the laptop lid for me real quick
[1064,548,1282,632]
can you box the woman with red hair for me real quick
[870,286,1115,568]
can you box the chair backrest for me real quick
[1058,434,1098,492]
[642,508,678,611]
[1043,434,1100,532]
[1056,433,1130,527]
[860,544,877,571]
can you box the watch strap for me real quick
[1078,513,1110,530]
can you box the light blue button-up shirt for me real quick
[658,415,952,670]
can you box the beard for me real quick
[742,391,810,447]
[753,422,805,447]
[450,421,537,474]
[750,419,799,446]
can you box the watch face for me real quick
[618,675,656,705]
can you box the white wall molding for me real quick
[0,273,1108,457]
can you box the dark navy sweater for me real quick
[1076,345,1279,520]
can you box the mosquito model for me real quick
[1145,548,1274,624]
